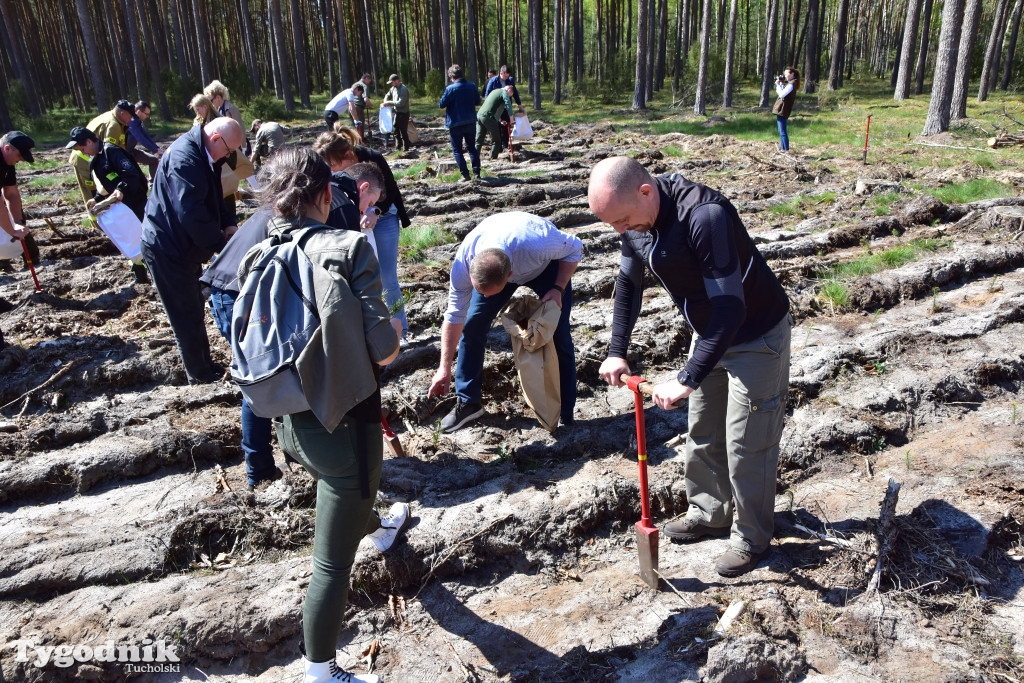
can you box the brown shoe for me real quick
[715,547,768,577]
[663,516,730,542]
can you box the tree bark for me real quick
[122,0,147,99]
[979,0,1011,100]
[289,0,310,107]
[922,0,965,134]
[191,0,212,86]
[1001,0,1024,89]
[138,0,171,120]
[529,0,542,108]
[722,0,739,106]
[269,0,294,110]
[693,0,712,113]
[912,0,933,94]
[633,0,650,109]
[894,0,921,100]
[951,0,983,119]
[75,0,108,111]
[759,0,779,105]
[828,0,851,90]
[804,0,819,92]
[553,0,562,102]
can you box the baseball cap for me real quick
[250,119,262,133]
[5,131,35,163]
[65,126,99,149]
[388,74,400,82]
[115,99,134,112]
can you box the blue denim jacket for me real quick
[439,79,480,129]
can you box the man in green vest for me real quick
[475,85,516,162]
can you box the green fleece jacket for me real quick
[477,88,514,121]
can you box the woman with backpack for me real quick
[242,147,401,683]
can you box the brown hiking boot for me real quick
[663,516,730,542]
[715,547,769,577]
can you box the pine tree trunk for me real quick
[894,0,921,100]
[913,0,933,94]
[673,0,685,95]
[979,0,1011,101]
[722,0,739,106]
[466,0,479,83]
[138,1,170,120]
[760,0,779,105]
[950,0,982,119]
[529,0,542,108]
[122,0,147,100]
[804,0,819,92]
[191,0,212,86]
[1001,0,1024,88]
[633,0,650,109]
[922,0,965,134]
[693,0,712,113]
[827,0,850,90]
[336,0,352,85]
[290,0,310,107]
[74,0,108,111]
[553,0,563,102]
[269,0,294,110]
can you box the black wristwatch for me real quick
[677,370,698,389]
[368,206,381,216]
[551,284,565,295]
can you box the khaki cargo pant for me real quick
[684,313,792,554]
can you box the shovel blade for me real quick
[636,522,659,589]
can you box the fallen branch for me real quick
[914,141,995,153]
[864,478,902,597]
[987,132,1024,148]
[0,359,80,411]
[413,514,513,600]
[794,523,874,555]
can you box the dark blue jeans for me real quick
[777,115,789,150]
[209,286,278,486]
[448,122,480,179]
[453,260,577,423]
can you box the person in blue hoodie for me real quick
[438,64,481,181]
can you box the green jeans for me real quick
[276,411,382,663]
[684,314,792,554]
[475,115,502,159]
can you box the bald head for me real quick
[203,117,245,160]
[588,156,660,234]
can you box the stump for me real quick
[981,205,1024,232]
[855,178,903,196]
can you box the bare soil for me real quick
[1,118,1023,683]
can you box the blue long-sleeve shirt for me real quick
[439,79,480,129]
[484,75,522,106]
[127,116,159,153]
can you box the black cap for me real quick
[5,131,35,163]
[65,126,99,149]
[115,99,134,112]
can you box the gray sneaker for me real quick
[440,399,483,433]
[663,516,730,542]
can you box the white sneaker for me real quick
[303,657,380,683]
[366,502,410,553]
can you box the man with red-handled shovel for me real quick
[0,131,40,267]
[589,156,792,578]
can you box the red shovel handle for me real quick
[625,375,654,528]
[20,237,42,292]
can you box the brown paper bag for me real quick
[500,295,562,431]
[407,119,420,143]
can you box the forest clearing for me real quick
[0,81,1023,681]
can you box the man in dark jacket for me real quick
[91,139,149,220]
[589,156,792,578]
[438,64,481,181]
[142,117,243,384]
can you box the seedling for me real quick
[873,361,887,375]
[430,420,443,450]
[989,275,1002,293]
[1012,403,1019,426]
[870,309,882,328]
[904,449,913,470]
[930,286,942,313]
[802,321,817,349]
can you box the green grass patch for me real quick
[662,144,686,157]
[399,224,456,261]
[509,169,549,178]
[929,179,1015,204]
[817,238,950,280]
[871,190,901,216]
[27,176,65,189]
[818,280,849,309]
[769,191,838,220]
[392,161,430,180]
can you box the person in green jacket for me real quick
[382,73,412,151]
[475,85,515,162]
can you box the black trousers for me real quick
[140,242,217,383]
[394,111,411,149]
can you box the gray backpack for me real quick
[230,226,326,418]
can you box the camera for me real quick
[776,74,786,83]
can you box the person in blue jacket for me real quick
[126,101,162,178]
[438,64,481,182]
[141,117,243,385]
